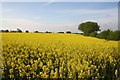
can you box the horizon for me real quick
[1,2,118,33]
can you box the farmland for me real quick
[1,33,120,79]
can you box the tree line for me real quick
[1,21,120,41]
[0,29,23,33]
[0,29,73,34]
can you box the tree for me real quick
[57,32,64,34]
[96,29,120,41]
[78,21,100,36]
[5,30,9,32]
[66,31,71,33]
[108,30,120,41]
[25,30,29,33]
[96,29,112,39]
[0,30,9,32]
[17,29,22,33]
[96,29,110,39]
[45,31,49,33]
[34,31,38,33]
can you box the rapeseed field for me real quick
[1,33,120,79]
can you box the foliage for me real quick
[17,29,22,33]
[25,30,29,33]
[89,32,97,37]
[96,29,120,41]
[34,31,39,33]
[66,31,71,33]
[0,30,9,32]
[107,30,120,41]
[78,21,100,36]
[1,33,120,79]
[96,29,110,39]
[45,31,52,33]
[57,32,64,34]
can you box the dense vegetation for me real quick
[78,21,120,41]
[78,21,100,36]
[2,33,120,79]
[96,29,120,41]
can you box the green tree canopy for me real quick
[78,21,100,36]
[96,29,111,39]
[97,29,120,40]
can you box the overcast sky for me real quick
[1,2,118,32]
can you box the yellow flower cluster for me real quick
[1,33,120,79]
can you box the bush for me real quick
[45,31,52,33]
[34,31,39,33]
[96,29,111,39]
[57,32,64,34]
[10,30,17,33]
[66,31,71,34]
[0,30,9,32]
[17,29,22,33]
[5,30,9,32]
[89,32,97,37]
[108,30,120,41]
[114,30,120,40]
[96,29,120,41]
[25,30,29,33]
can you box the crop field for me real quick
[1,33,120,79]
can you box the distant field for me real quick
[1,33,120,79]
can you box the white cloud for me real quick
[60,8,118,31]
[55,8,117,17]
[2,8,14,13]
[1,18,79,32]
[41,23,77,32]
[40,0,55,7]
[2,18,46,31]
[95,17,118,30]
[33,16,40,20]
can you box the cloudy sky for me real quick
[1,2,118,32]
